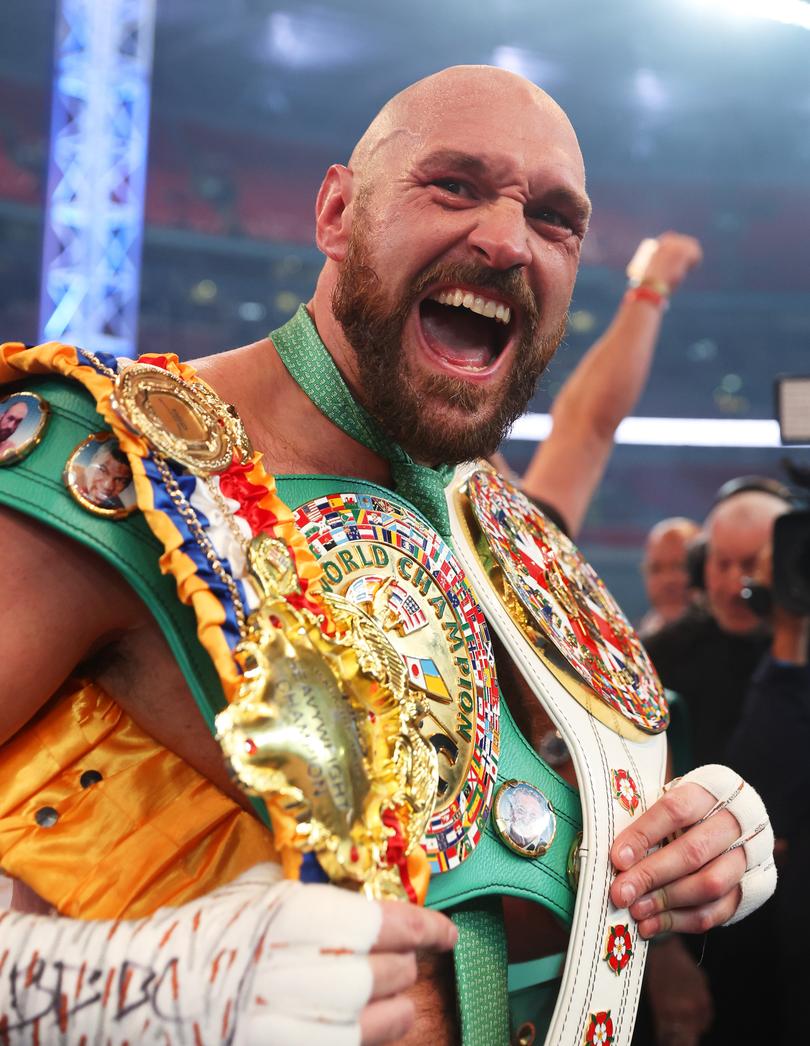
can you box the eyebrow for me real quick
[417,149,592,225]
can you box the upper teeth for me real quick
[430,288,512,326]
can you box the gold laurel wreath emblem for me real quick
[215,534,438,899]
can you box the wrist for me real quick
[624,277,671,311]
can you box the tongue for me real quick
[420,300,497,369]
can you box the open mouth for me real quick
[417,285,517,374]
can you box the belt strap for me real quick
[452,898,511,1046]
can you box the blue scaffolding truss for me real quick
[39,0,156,356]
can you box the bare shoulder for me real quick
[191,339,273,402]
[0,504,144,745]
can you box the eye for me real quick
[528,206,573,230]
[432,178,472,198]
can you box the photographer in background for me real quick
[644,478,798,1044]
[726,509,810,1044]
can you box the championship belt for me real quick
[447,462,669,1046]
[290,486,500,870]
[0,342,438,902]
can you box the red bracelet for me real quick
[624,285,669,310]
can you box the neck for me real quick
[310,278,367,405]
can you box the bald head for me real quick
[349,65,583,185]
[705,490,789,634]
[643,516,701,623]
[646,516,701,552]
[706,489,788,539]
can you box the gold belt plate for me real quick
[294,491,500,873]
[113,363,252,474]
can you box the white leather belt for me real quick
[446,462,668,1046]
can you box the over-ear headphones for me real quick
[687,475,796,591]
[712,474,794,507]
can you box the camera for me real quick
[771,377,810,616]
[771,464,810,616]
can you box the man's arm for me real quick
[0,862,457,1046]
[521,232,702,536]
[0,505,138,744]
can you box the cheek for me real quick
[532,245,579,307]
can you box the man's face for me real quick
[643,531,692,621]
[704,516,772,635]
[0,403,28,442]
[332,88,589,465]
[83,448,131,504]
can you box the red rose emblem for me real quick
[584,1010,614,1045]
[611,768,640,815]
[605,923,633,975]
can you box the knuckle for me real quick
[702,865,730,900]
[681,832,712,870]
[391,998,416,1041]
[403,904,426,949]
[694,906,718,934]
[636,867,656,896]
[401,952,418,988]
[660,788,693,827]
[624,827,653,856]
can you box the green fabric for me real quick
[426,700,580,923]
[271,306,455,543]
[0,374,271,828]
[452,898,511,1046]
[507,952,564,994]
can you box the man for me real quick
[0,67,768,1044]
[0,398,28,457]
[638,516,701,639]
[647,488,790,766]
[645,486,792,1044]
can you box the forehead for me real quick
[708,513,773,556]
[386,87,585,192]
[648,531,688,559]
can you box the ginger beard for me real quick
[332,217,567,466]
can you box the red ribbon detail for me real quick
[137,354,171,370]
[382,809,416,904]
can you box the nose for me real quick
[467,199,532,270]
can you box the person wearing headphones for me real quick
[644,477,800,1045]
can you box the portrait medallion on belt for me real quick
[462,465,668,736]
[295,491,500,872]
[0,390,50,467]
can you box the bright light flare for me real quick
[686,0,810,31]
[508,414,791,448]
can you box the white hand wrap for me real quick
[675,763,777,927]
[0,862,382,1045]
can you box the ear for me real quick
[315,164,354,261]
